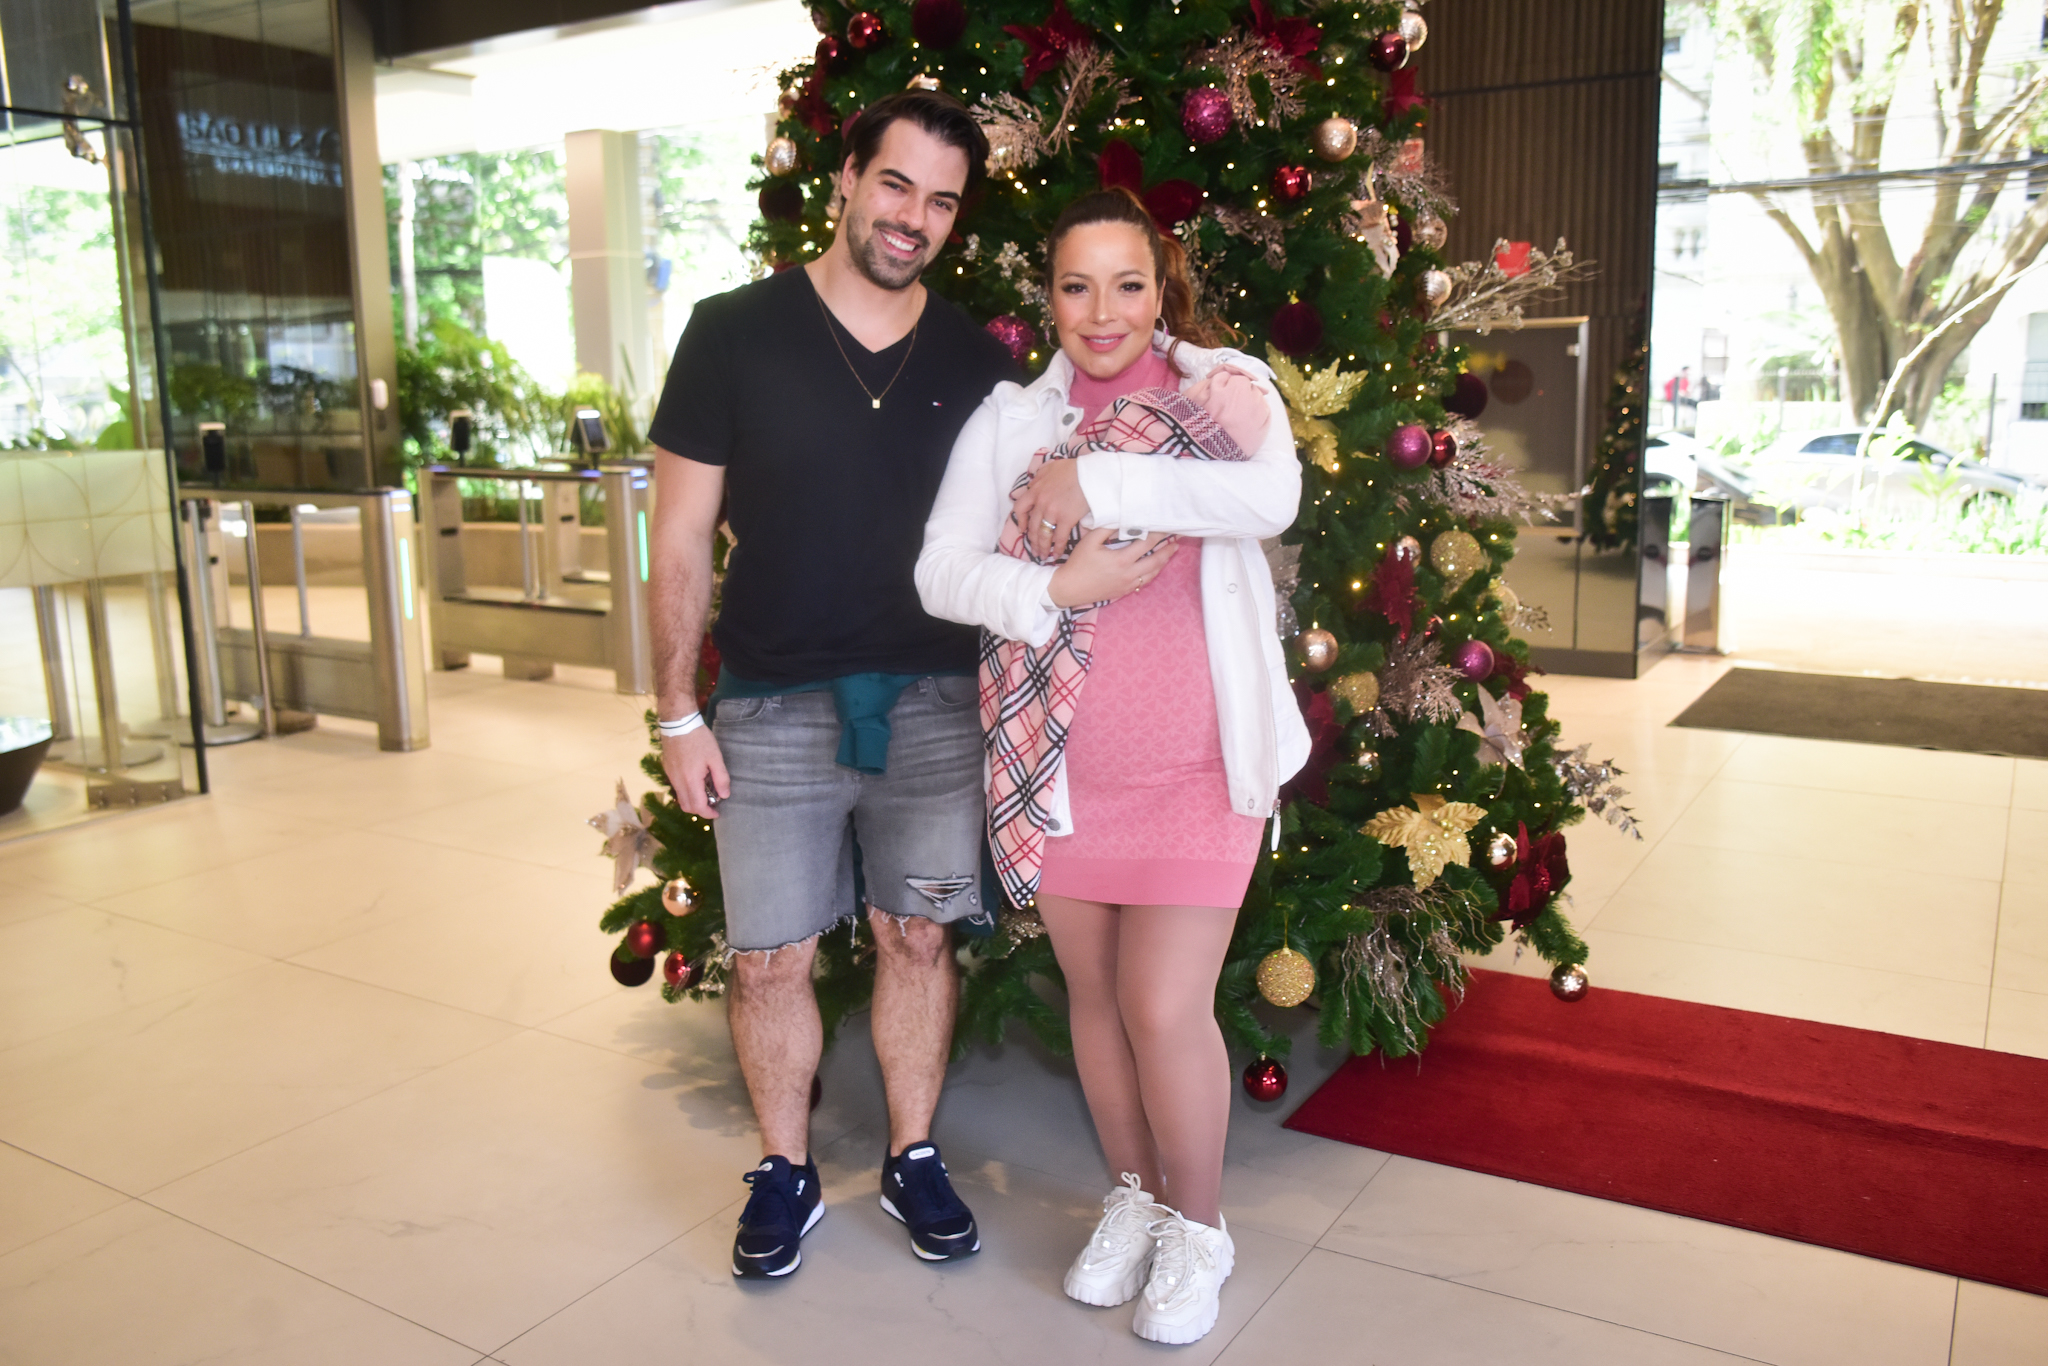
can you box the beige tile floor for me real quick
[1,653,2044,1365]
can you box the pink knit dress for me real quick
[1036,350,1265,908]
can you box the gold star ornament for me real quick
[1361,793,1487,887]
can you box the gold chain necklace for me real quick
[814,287,919,411]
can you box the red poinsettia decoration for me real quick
[1498,822,1569,929]
[1098,140,1206,228]
[791,73,838,136]
[1249,0,1322,78]
[1355,543,1417,639]
[1277,682,1343,806]
[1385,66,1427,121]
[1004,0,1092,89]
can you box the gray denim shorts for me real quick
[711,675,986,952]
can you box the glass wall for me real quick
[1,0,203,836]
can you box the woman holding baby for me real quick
[916,186,1309,1346]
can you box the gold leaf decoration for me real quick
[1360,793,1487,887]
[1267,347,1368,474]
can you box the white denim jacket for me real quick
[915,334,1312,837]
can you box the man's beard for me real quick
[845,211,930,291]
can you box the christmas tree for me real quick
[598,0,1618,1069]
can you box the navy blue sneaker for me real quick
[879,1142,980,1261]
[731,1155,822,1279]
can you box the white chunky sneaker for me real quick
[1130,1210,1234,1345]
[1063,1173,1160,1306]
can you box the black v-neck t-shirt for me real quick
[648,267,1018,687]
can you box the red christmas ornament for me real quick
[1099,140,1203,228]
[845,10,886,50]
[1242,1055,1289,1102]
[1452,639,1496,682]
[1181,86,1233,144]
[1430,429,1458,468]
[1004,0,1092,89]
[911,0,967,48]
[1499,823,1571,929]
[814,34,847,73]
[1385,423,1432,470]
[1446,371,1489,419]
[1270,164,1311,204]
[985,314,1036,364]
[758,180,804,223]
[609,950,655,987]
[624,920,663,958]
[1098,138,1143,191]
[1367,31,1410,72]
[1270,300,1323,356]
[662,951,704,990]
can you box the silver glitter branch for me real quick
[1372,635,1463,734]
[1208,203,1287,270]
[1554,743,1643,840]
[1357,129,1455,221]
[1431,238,1597,335]
[1404,419,1573,525]
[1192,32,1307,129]
[1339,886,1472,1052]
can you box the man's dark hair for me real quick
[843,89,989,201]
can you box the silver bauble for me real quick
[765,136,800,177]
[1299,628,1339,672]
[1398,11,1429,51]
[1485,831,1516,868]
[1549,964,1591,1003]
[1417,269,1453,310]
[1413,211,1447,252]
[1392,535,1423,565]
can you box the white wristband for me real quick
[656,712,704,738]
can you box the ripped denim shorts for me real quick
[710,675,986,952]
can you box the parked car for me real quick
[1742,428,2041,512]
[1643,430,1757,500]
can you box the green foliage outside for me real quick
[0,184,127,445]
[384,150,570,336]
[600,0,1602,1064]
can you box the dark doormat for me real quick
[1670,668,2048,758]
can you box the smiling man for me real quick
[643,90,1016,1282]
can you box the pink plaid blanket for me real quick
[980,386,1253,910]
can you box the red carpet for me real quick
[1284,970,2048,1294]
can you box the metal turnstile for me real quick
[419,464,653,695]
[180,488,431,752]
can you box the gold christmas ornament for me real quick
[1312,115,1358,162]
[1430,529,1487,588]
[765,135,800,177]
[1355,745,1382,778]
[1331,671,1380,713]
[1485,830,1517,868]
[1491,577,1520,620]
[1417,268,1453,310]
[662,878,695,915]
[1550,963,1591,1002]
[1256,946,1317,1007]
[1361,793,1487,887]
[1298,628,1339,672]
[906,73,942,91]
[1397,11,1429,52]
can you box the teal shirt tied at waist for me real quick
[707,668,975,775]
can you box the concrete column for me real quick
[566,129,653,403]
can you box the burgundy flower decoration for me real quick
[1249,0,1322,78]
[1098,140,1206,228]
[1490,650,1541,701]
[1498,822,1569,929]
[792,74,838,136]
[1277,682,1343,806]
[1004,0,1092,89]
[1354,543,1417,639]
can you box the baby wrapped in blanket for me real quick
[980,365,1274,906]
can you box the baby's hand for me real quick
[1186,366,1271,453]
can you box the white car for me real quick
[1643,430,1755,500]
[1744,429,2039,512]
